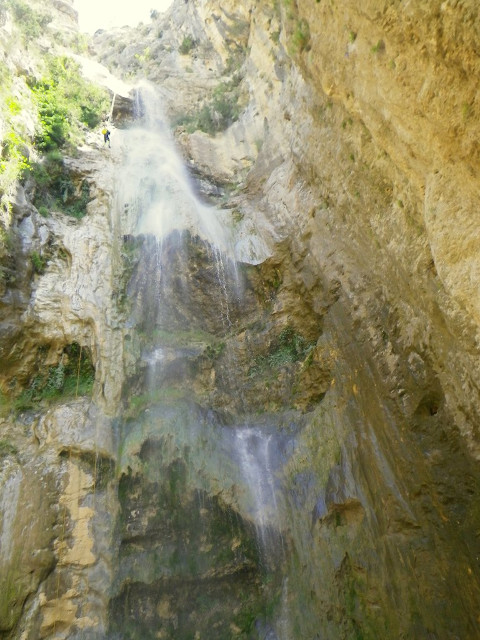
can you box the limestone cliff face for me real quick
[1,0,480,639]
[0,2,127,637]
[93,1,480,638]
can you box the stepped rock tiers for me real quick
[1,0,480,638]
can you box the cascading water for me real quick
[109,82,290,640]
[233,427,286,558]
[117,81,236,257]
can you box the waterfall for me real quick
[110,81,288,640]
[233,426,285,557]
[117,81,235,258]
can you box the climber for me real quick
[102,126,111,148]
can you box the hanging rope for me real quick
[75,345,83,398]
[108,92,116,123]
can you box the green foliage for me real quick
[134,47,151,64]
[0,439,18,458]
[29,151,90,219]
[0,130,30,215]
[204,341,225,361]
[371,39,385,54]
[248,326,315,378]
[64,343,96,396]
[282,0,295,17]
[232,209,245,224]
[175,76,243,135]
[212,78,242,123]
[30,250,46,274]
[7,0,52,41]
[179,35,196,55]
[233,606,257,634]
[15,342,95,411]
[291,18,310,53]
[7,98,21,115]
[270,30,280,44]
[32,55,110,151]
[0,391,12,417]
[0,226,15,280]
[125,387,186,418]
[67,32,90,54]
[0,79,32,217]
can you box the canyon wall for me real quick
[1,0,480,638]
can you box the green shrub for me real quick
[179,35,196,55]
[270,30,280,44]
[68,32,90,54]
[30,250,46,274]
[371,39,385,54]
[7,0,52,41]
[15,342,95,411]
[291,18,310,53]
[0,130,30,209]
[248,326,315,377]
[174,76,243,134]
[7,98,21,115]
[32,55,110,151]
[0,439,18,458]
[29,151,90,219]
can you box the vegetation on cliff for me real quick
[0,2,109,406]
[32,55,109,152]
[0,14,109,281]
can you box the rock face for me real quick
[2,0,480,639]
[92,1,480,637]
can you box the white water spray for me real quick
[234,427,284,552]
[116,81,236,258]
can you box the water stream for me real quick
[110,82,289,639]
[233,426,286,557]
[117,81,236,257]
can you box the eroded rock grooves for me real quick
[1,0,480,638]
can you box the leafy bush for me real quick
[291,18,310,53]
[32,55,110,151]
[30,151,90,219]
[7,0,52,41]
[30,250,46,274]
[0,126,30,233]
[270,30,280,44]
[0,439,18,458]
[15,342,95,411]
[0,131,30,188]
[248,326,315,378]
[175,76,243,135]
[179,35,196,55]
